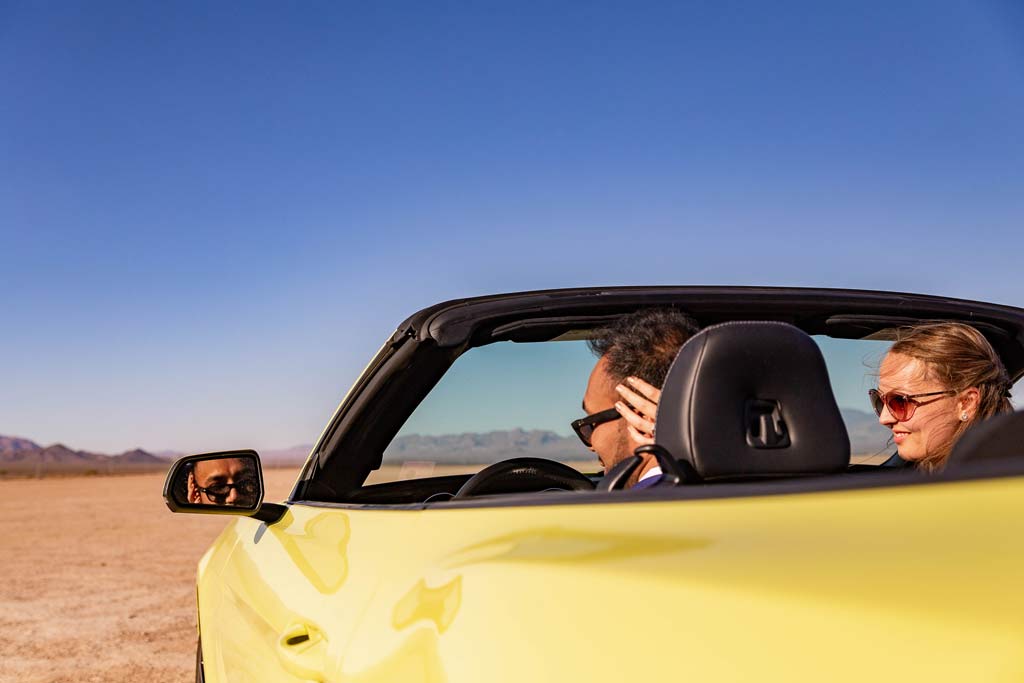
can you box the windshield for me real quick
[375,335,898,484]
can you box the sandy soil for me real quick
[0,468,301,683]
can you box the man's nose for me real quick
[225,486,238,503]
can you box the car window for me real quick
[373,334,898,485]
[373,341,596,485]
[813,335,894,464]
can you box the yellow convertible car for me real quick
[164,286,1024,682]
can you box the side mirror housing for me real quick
[163,450,286,523]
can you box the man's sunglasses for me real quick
[868,388,957,422]
[197,479,258,504]
[570,408,621,447]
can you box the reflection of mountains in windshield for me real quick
[384,429,591,465]
[383,411,892,465]
[841,408,893,455]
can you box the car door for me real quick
[196,503,423,682]
[330,476,1024,683]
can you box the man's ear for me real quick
[187,472,200,503]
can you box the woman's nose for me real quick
[877,403,897,426]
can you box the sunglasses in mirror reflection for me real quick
[176,456,260,508]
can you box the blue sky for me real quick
[2,1,1023,453]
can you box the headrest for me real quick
[655,321,850,481]
[948,410,1024,466]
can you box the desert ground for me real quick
[0,467,303,683]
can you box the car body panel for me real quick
[199,474,1024,682]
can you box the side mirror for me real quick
[163,450,286,523]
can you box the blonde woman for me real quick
[871,322,1014,472]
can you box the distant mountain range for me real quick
[0,435,166,476]
[842,408,894,456]
[261,444,315,465]
[377,409,892,464]
[383,428,593,464]
[1,409,892,476]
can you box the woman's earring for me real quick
[960,411,969,421]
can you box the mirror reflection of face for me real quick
[186,457,258,507]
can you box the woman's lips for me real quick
[893,431,909,445]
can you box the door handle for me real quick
[277,622,327,681]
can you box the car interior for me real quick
[289,288,1024,507]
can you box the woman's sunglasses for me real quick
[570,408,621,447]
[867,388,957,421]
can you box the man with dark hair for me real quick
[574,308,699,489]
[187,457,259,507]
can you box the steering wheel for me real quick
[453,457,596,499]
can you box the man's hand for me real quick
[614,376,661,446]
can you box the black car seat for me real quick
[653,321,850,483]
[947,410,1024,466]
